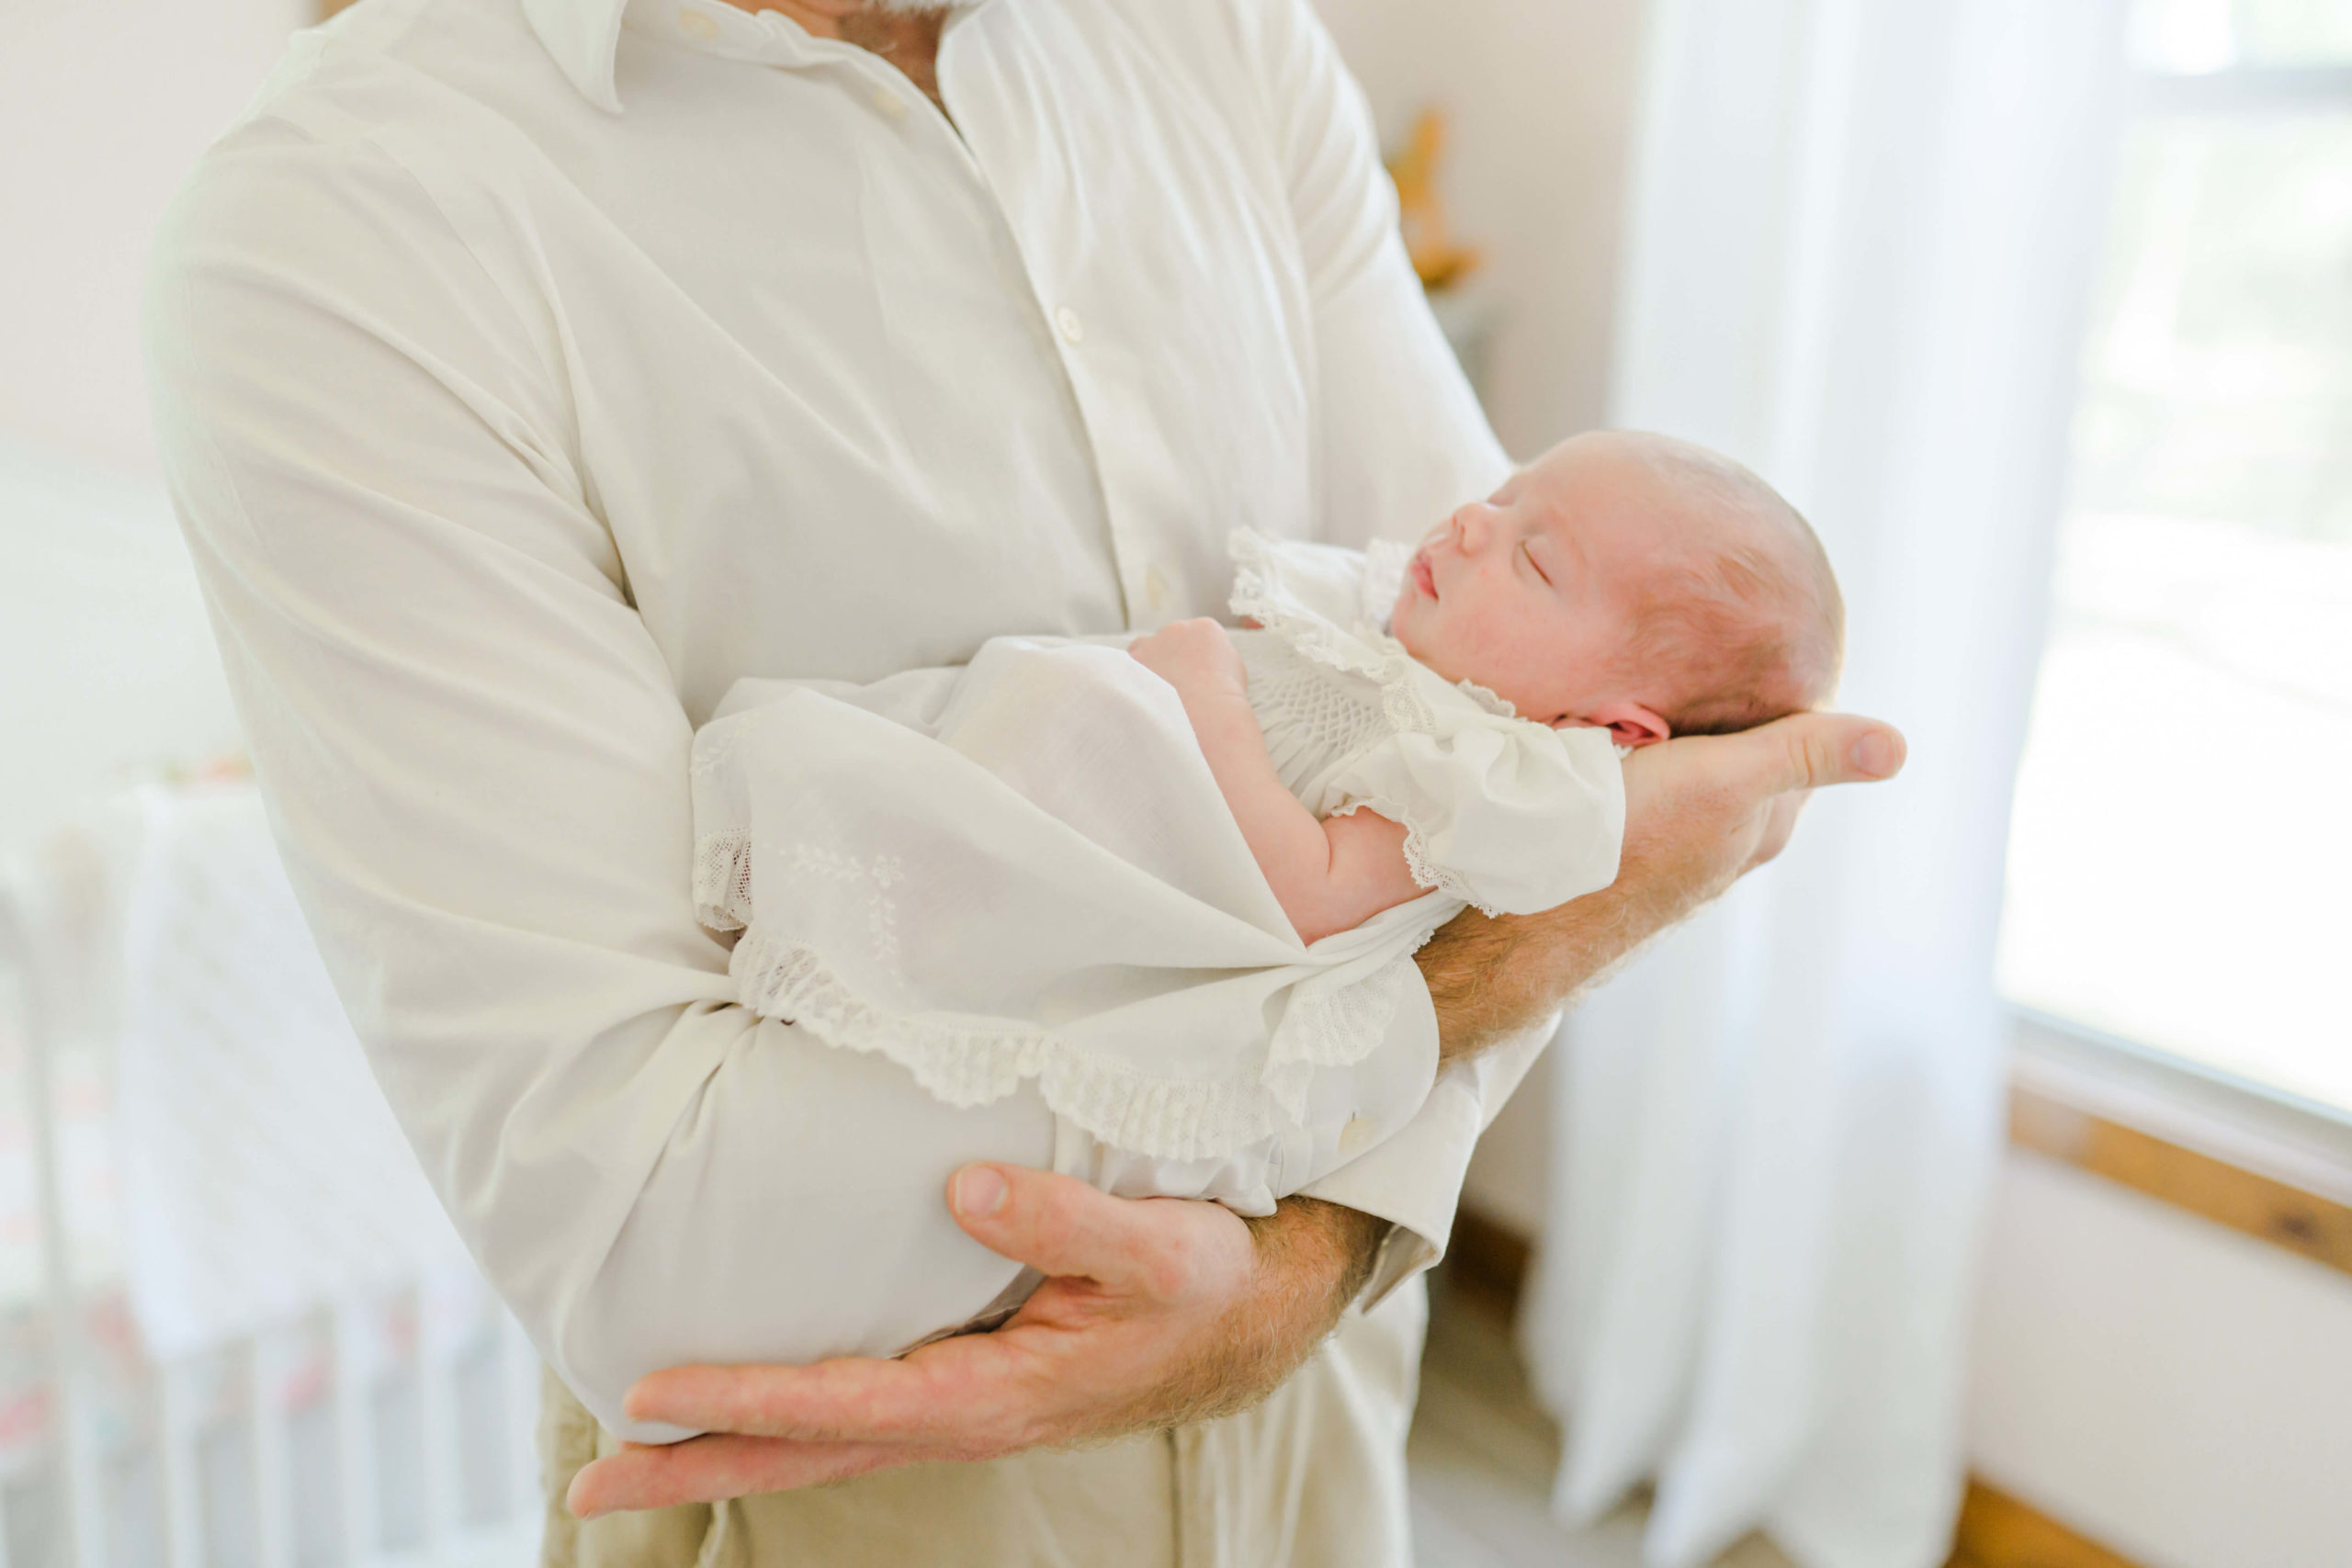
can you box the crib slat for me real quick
[332,1303,381,1568]
[417,1287,460,1554]
[251,1334,295,1568]
[4,902,107,1568]
[155,1360,204,1568]
[503,1312,542,1520]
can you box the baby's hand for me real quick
[1130,618,1249,705]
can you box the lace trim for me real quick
[728,924,1419,1162]
[1227,529,1407,682]
[1259,956,1427,1123]
[1327,796,1498,919]
[1453,677,1519,719]
[1229,529,1521,728]
[693,829,754,932]
[1360,538,1413,626]
[1229,530,1452,746]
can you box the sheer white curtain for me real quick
[1519,3,2130,1566]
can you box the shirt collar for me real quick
[524,0,633,113]
[525,0,995,114]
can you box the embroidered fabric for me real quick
[1228,529,1530,914]
[725,920,1419,1163]
[685,533,1619,1173]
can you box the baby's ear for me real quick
[1564,702,1671,749]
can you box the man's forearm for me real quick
[1155,1194,1386,1427]
[1418,842,1696,1064]
[1414,712,1904,1065]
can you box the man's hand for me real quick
[564,709,1899,1518]
[1419,710,1905,1059]
[564,1165,1383,1517]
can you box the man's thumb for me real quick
[1767,712,1905,792]
[949,1163,1153,1286]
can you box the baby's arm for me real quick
[1131,620,1425,944]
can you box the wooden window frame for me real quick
[2009,1011,2352,1280]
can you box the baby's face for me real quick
[1390,435,1686,745]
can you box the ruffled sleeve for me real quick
[1326,707,1626,919]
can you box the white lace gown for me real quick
[690,534,1623,1340]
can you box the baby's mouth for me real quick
[1409,552,1438,600]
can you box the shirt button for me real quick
[871,85,909,118]
[1144,565,1170,612]
[1055,306,1085,345]
[1340,1115,1376,1156]
[676,7,719,39]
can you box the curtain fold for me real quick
[1519,3,2132,1565]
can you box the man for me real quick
[143,0,1902,1562]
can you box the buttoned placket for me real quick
[927,20,1171,630]
[650,0,1170,631]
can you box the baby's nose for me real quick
[1451,502,1496,553]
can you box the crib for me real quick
[0,439,548,1566]
[0,816,544,1567]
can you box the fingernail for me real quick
[955,1166,1009,1217]
[1853,731,1899,779]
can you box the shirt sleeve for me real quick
[141,115,1057,1442]
[1238,0,1546,1292]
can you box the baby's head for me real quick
[1390,431,1843,747]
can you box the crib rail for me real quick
[0,889,542,1568]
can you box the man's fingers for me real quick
[1745,788,1813,873]
[621,1337,1033,1444]
[949,1163,1237,1299]
[566,1433,955,1517]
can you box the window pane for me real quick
[2131,0,2352,71]
[1998,111,2352,1112]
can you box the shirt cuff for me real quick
[1297,1013,1555,1305]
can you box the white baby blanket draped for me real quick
[690,536,1626,1209]
[695,637,1450,1191]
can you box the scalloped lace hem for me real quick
[729,925,1413,1162]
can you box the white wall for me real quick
[0,0,312,476]
[1476,1077,2352,1568]
[1968,1153,2352,1568]
[0,3,297,853]
[0,441,243,855]
[1314,0,1646,461]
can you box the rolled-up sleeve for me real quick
[1240,0,1547,1294]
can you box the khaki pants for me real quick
[539,1276,1426,1568]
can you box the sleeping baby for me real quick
[689,429,1841,1359]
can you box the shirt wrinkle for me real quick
[147,0,1525,1444]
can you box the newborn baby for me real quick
[686,428,1840,1363]
[1129,429,1843,947]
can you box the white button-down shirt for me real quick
[144,0,1542,1438]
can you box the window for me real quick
[1997,0,2352,1113]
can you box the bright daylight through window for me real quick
[1999,0,2352,1112]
